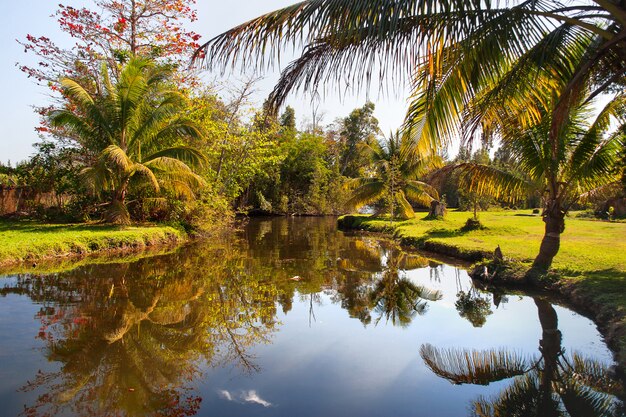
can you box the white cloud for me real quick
[242,390,272,407]
[217,389,273,408]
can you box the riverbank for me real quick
[339,210,626,370]
[0,219,186,269]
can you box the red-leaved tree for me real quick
[19,0,202,88]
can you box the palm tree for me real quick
[420,297,624,417]
[50,58,206,224]
[345,132,441,220]
[194,1,625,150]
[451,94,624,271]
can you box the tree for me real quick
[336,102,381,177]
[50,58,206,224]
[280,106,297,130]
[345,131,441,220]
[20,0,201,86]
[454,94,624,271]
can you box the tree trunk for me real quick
[532,199,565,272]
[428,200,446,218]
[105,183,131,225]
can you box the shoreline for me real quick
[338,214,626,373]
[0,220,187,273]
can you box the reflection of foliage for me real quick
[12,239,278,417]
[5,218,451,416]
[369,249,441,327]
[455,290,493,328]
[421,298,624,417]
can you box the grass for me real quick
[0,219,186,268]
[340,210,626,274]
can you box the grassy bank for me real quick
[339,210,626,366]
[0,219,186,268]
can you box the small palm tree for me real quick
[50,58,206,224]
[452,94,624,271]
[345,132,441,220]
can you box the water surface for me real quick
[0,217,622,416]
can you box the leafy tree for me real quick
[50,58,206,224]
[336,102,381,177]
[280,106,297,130]
[345,132,441,219]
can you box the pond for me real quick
[0,217,622,417]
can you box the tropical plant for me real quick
[420,297,624,417]
[451,94,624,271]
[194,0,625,148]
[50,57,206,224]
[345,132,441,219]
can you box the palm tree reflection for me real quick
[369,249,442,327]
[420,297,624,416]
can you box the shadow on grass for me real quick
[561,268,626,307]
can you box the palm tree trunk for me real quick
[532,199,565,272]
[106,180,131,224]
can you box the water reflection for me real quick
[0,217,621,417]
[7,240,278,417]
[421,297,624,416]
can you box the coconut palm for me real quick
[345,132,442,219]
[50,58,206,224]
[194,1,625,150]
[420,297,624,417]
[451,93,624,271]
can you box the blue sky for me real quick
[1,0,408,164]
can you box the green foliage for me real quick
[336,102,381,178]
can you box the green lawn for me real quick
[0,220,186,267]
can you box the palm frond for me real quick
[101,145,133,173]
[404,180,438,206]
[346,180,385,209]
[420,344,529,385]
[395,190,415,219]
[132,163,160,193]
[144,146,207,169]
[455,163,530,202]
[471,373,545,417]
